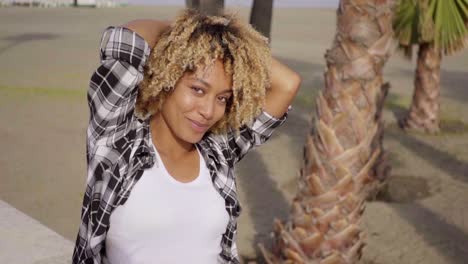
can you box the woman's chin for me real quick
[181,133,205,145]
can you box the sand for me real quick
[0,5,468,263]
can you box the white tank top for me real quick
[105,140,229,264]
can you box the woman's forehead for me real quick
[186,60,233,91]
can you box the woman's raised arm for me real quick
[264,57,302,118]
[123,19,171,49]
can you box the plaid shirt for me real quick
[73,26,288,264]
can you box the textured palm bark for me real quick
[367,81,392,199]
[260,0,395,263]
[399,43,441,134]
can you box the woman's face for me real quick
[159,59,233,144]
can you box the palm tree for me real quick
[260,0,396,262]
[186,0,275,41]
[250,0,274,40]
[394,0,468,133]
[185,0,224,16]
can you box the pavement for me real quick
[0,200,72,264]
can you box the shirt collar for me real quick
[135,118,221,171]
[133,118,157,169]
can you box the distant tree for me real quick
[185,0,224,16]
[250,0,274,40]
[394,0,468,133]
[186,0,274,40]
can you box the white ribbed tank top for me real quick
[106,138,229,264]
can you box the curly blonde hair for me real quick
[135,9,271,133]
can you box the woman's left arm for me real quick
[220,57,301,166]
[263,57,302,118]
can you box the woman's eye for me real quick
[191,86,204,94]
[218,96,230,104]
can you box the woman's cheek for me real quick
[214,104,227,122]
[179,90,199,112]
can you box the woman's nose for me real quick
[199,98,215,120]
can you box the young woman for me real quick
[73,9,300,264]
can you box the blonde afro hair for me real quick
[135,8,271,133]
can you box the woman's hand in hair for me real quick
[122,19,171,49]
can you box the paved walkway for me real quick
[0,200,72,264]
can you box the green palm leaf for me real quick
[394,0,468,57]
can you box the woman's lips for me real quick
[188,118,209,133]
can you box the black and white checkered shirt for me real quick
[73,26,288,264]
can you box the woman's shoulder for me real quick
[198,132,234,165]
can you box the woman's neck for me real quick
[149,113,195,160]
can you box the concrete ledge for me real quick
[0,200,73,264]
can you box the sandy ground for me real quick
[1,5,468,264]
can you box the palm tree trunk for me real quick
[186,0,224,16]
[399,43,441,134]
[260,0,395,262]
[185,0,199,9]
[249,0,274,40]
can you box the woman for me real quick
[73,9,300,264]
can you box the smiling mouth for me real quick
[188,118,209,133]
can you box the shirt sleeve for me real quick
[226,107,290,165]
[73,145,124,264]
[87,26,150,150]
[73,26,150,264]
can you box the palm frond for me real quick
[393,0,418,45]
[431,0,468,55]
[393,0,468,57]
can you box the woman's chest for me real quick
[109,163,229,240]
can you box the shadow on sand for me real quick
[237,149,290,262]
[0,33,60,55]
[386,129,468,183]
[380,99,468,262]
[236,109,311,261]
[391,203,468,263]
[385,99,468,183]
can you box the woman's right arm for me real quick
[87,21,170,149]
[73,22,170,264]
[123,19,171,49]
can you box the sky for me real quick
[127,0,340,8]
